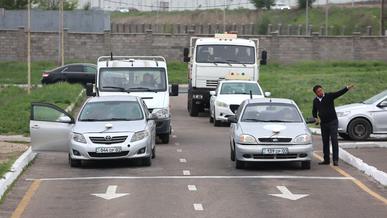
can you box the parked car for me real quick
[209,80,265,126]
[336,90,387,140]
[41,63,97,85]
[30,95,157,167]
[228,98,314,169]
[271,3,291,10]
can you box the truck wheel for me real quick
[348,118,371,140]
[159,134,170,144]
[189,102,199,117]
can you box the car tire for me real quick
[236,159,244,169]
[230,143,235,161]
[189,101,199,117]
[159,134,170,144]
[339,133,351,140]
[152,147,156,159]
[213,109,221,127]
[142,156,152,166]
[68,154,81,168]
[348,118,371,140]
[209,114,214,123]
[301,161,311,170]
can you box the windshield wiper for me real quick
[226,59,246,67]
[109,118,136,121]
[102,86,128,92]
[242,118,266,122]
[127,87,158,92]
[264,120,293,123]
[214,60,232,66]
[79,118,101,122]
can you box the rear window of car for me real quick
[220,82,261,95]
[78,101,144,121]
[63,65,83,72]
[241,103,302,123]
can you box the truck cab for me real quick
[87,56,178,144]
[184,33,260,117]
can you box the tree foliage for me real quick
[249,0,275,10]
[0,0,28,9]
[32,0,78,10]
[298,0,316,9]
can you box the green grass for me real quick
[0,157,16,178]
[259,61,387,118]
[0,83,84,135]
[168,61,188,84]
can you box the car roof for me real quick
[86,95,140,103]
[246,98,296,105]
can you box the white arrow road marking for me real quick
[187,185,197,191]
[179,158,187,163]
[91,185,129,200]
[269,186,309,201]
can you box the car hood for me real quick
[336,103,369,112]
[74,120,146,134]
[239,122,309,140]
[98,91,168,109]
[217,94,264,105]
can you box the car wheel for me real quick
[68,154,81,168]
[213,109,221,127]
[301,161,311,170]
[142,156,152,166]
[152,147,156,159]
[159,134,170,144]
[209,113,214,123]
[339,133,351,140]
[236,159,244,169]
[348,118,371,140]
[230,142,235,161]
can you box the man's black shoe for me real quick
[318,161,330,165]
[333,161,339,166]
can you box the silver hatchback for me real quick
[228,98,314,169]
[30,95,156,167]
[336,90,387,140]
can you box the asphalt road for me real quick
[1,94,387,218]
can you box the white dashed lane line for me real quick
[193,203,204,211]
[183,170,191,176]
[175,142,180,146]
[179,158,187,163]
[187,185,197,191]
[176,149,182,153]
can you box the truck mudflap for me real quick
[188,87,214,109]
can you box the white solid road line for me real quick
[177,149,182,152]
[183,170,191,176]
[175,142,180,146]
[26,175,354,181]
[193,203,204,211]
[179,158,187,163]
[187,185,197,191]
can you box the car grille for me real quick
[206,80,218,88]
[253,154,298,159]
[89,136,128,144]
[229,105,239,113]
[88,151,129,157]
[258,138,292,143]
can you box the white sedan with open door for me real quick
[30,95,156,167]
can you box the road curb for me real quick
[0,147,36,199]
[0,89,85,200]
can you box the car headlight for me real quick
[152,108,169,119]
[293,134,312,144]
[337,111,350,117]
[131,130,149,142]
[73,133,86,144]
[216,101,228,108]
[238,134,258,145]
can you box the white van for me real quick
[86,56,178,144]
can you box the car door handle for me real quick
[31,125,40,129]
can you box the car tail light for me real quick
[42,72,49,77]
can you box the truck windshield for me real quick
[99,67,167,92]
[195,45,255,64]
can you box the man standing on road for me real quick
[312,84,354,166]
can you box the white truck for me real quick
[183,33,261,116]
[86,56,178,144]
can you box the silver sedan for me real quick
[336,90,387,140]
[228,98,314,169]
[30,95,156,167]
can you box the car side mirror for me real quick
[210,91,216,96]
[57,116,74,123]
[170,84,179,96]
[264,92,271,97]
[183,47,190,63]
[228,116,237,123]
[305,117,316,124]
[377,101,387,108]
[86,83,96,97]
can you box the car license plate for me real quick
[96,147,122,153]
[262,148,288,155]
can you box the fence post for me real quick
[277,23,282,35]
[367,26,372,36]
[297,24,302,35]
[267,24,272,35]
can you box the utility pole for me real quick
[223,0,227,32]
[60,0,64,66]
[382,0,386,35]
[306,0,309,35]
[325,0,329,36]
[27,0,31,94]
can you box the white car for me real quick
[209,80,265,126]
[272,3,291,10]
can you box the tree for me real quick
[0,0,28,9]
[32,0,78,10]
[298,0,316,9]
[250,0,275,10]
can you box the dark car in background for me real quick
[41,63,97,85]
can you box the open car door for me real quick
[30,103,75,152]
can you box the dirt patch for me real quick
[0,142,28,163]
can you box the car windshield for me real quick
[196,45,255,64]
[241,103,302,123]
[220,82,261,95]
[78,101,143,121]
[363,90,387,104]
[99,67,167,92]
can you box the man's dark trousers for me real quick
[320,119,339,162]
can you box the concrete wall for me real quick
[1,28,387,63]
[0,10,110,32]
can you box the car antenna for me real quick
[249,90,253,99]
